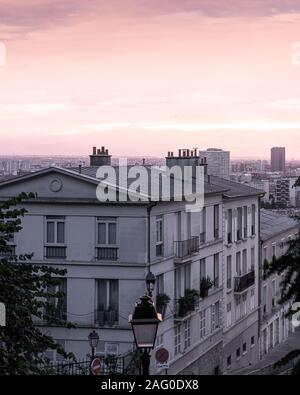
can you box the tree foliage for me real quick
[0,193,74,375]
[268,215,300,375]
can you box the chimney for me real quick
[90,146,112,166]
[78,163,82,174]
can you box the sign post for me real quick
[155,348,169,374]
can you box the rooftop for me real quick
[260,209,299,241]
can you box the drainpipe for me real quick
[146,202,157,275]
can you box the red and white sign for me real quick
[91,358,101,375]
[155,348,169,364]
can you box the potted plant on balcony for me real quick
[177,289,199,317]
[200,276,214,298]
[97,305,105,326]
[156,293,171,318]
[105,305,117,327]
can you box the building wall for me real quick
[260,227,298,358]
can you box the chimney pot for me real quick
[93,146,97,155]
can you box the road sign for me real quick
[155,348,169,364]
[157,362,169,369]
[91,357,101,375]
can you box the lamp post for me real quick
[88,330,99,375]
[129,273,162,376]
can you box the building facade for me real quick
[0,147,263,375]
[199,148,230,180]
[259,210,298,358]
[271,147,286,173]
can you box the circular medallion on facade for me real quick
[49,178,63,192]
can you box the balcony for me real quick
[95,308,119,327]
[174,236,199,261]
[174,291,199,320]
[234,270,255,294]
[45,246,67,259]
[96,247,118,261]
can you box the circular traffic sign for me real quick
[91,357,101,375]
[155,348,169,364]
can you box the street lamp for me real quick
[129,294,162,375]
[88,330,99,374]
[145,272,156,297]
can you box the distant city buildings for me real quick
[271,147,286,172]
[199,148,230,179]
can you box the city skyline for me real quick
[1,1,300,157]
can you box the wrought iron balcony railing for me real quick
[96,247,118,261]
[45,246,67,259]
[174,236,199,259]
[234,270,255,294]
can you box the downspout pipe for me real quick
[146,202,157,275]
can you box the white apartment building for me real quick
[199,148,230,180]
[0,147,263,375]
[208,177,263,374]
[260,210,298,358]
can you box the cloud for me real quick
[269,98,300,110]
[2,0,300,37]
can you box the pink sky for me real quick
[1,0,300,158]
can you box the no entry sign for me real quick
[91,357,101,375]
[155,348,169,364]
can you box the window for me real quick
[97,279,119,326]
[227,355,232,367]
[236,252,241,276]
[211,301,220,332]
[251,247,255,272]
[263,285,267,314]
[201,207,206,242]
[236,296,241,321]
[272,243,276,258]
[251,336,255,347]
[200,310,206,339]
[156,333,164,348]
[174,324,181,356]
[97,218,117,246]
[226,303,232,328]
[184,319,191,350]
[227,256,232,289]
[184,264,191,290]
[227,209,233,244]
[175,268,181,299]
[156,216,164,257]
[243,206,248,238]
[200,258,206,281]
[263,246,267,261]
[242,293,247,317]
[96,218,118,260]
[45,278,67,322]
[156,274,164,295]
[250,289,255,310]
[236,347,241,359]
[251,204,256,235]
[237,207,242,241]
[272,279,276,307]
[243,342,247,354]
[213,254,219,288]
[46,216,65,244]
[214,205,219,239]
[242,249,247,275]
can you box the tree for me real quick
[268,215,300,375]
[0,193,74,375]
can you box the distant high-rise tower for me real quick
[271,147,285,172]
[198,148,230,179]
